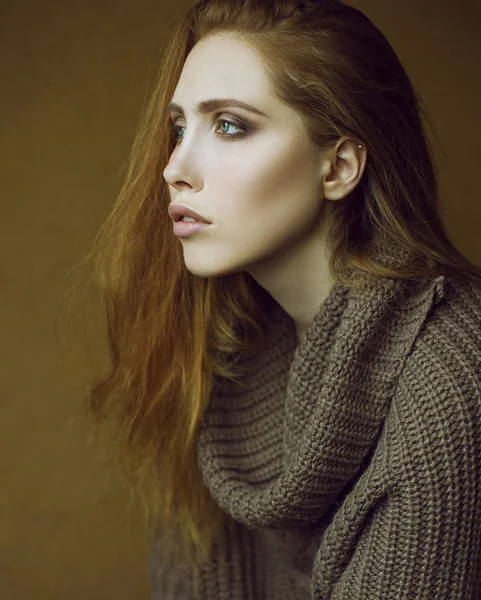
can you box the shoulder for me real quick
[388,276,481,483]
[403,276,481,391]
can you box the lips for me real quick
[168,203,212,224]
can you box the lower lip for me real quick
[173,220,213,238]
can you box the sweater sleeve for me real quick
[311,350,481,599]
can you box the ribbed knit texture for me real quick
[149,251,481,599]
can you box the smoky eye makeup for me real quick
[171,110,252,127]
[169,112,255,141]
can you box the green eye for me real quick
[169,118,248,142]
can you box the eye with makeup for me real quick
[169,115,249,143]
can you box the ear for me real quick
[322,139,367,201]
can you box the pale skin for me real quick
[163,33,367,345]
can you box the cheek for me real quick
[232,144,318,223]
[252,137,312,189]
[200,135,319,243]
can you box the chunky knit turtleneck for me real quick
[149,264,481,599]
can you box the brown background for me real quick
[1,0,480,598]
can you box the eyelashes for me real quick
[169,117,250,143]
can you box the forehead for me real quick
[172,34,274,114]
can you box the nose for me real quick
[163,162,173,184]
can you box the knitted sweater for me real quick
[148,266,481,599]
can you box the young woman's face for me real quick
[163,33,329,280]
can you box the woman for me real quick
[72,0,481,597]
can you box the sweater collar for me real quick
[197,253,447,529]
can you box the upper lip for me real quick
[168,203,212,224]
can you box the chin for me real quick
[183,260,245,280]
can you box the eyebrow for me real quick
[166,98,268,118]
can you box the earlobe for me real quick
[323,183,349,202]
